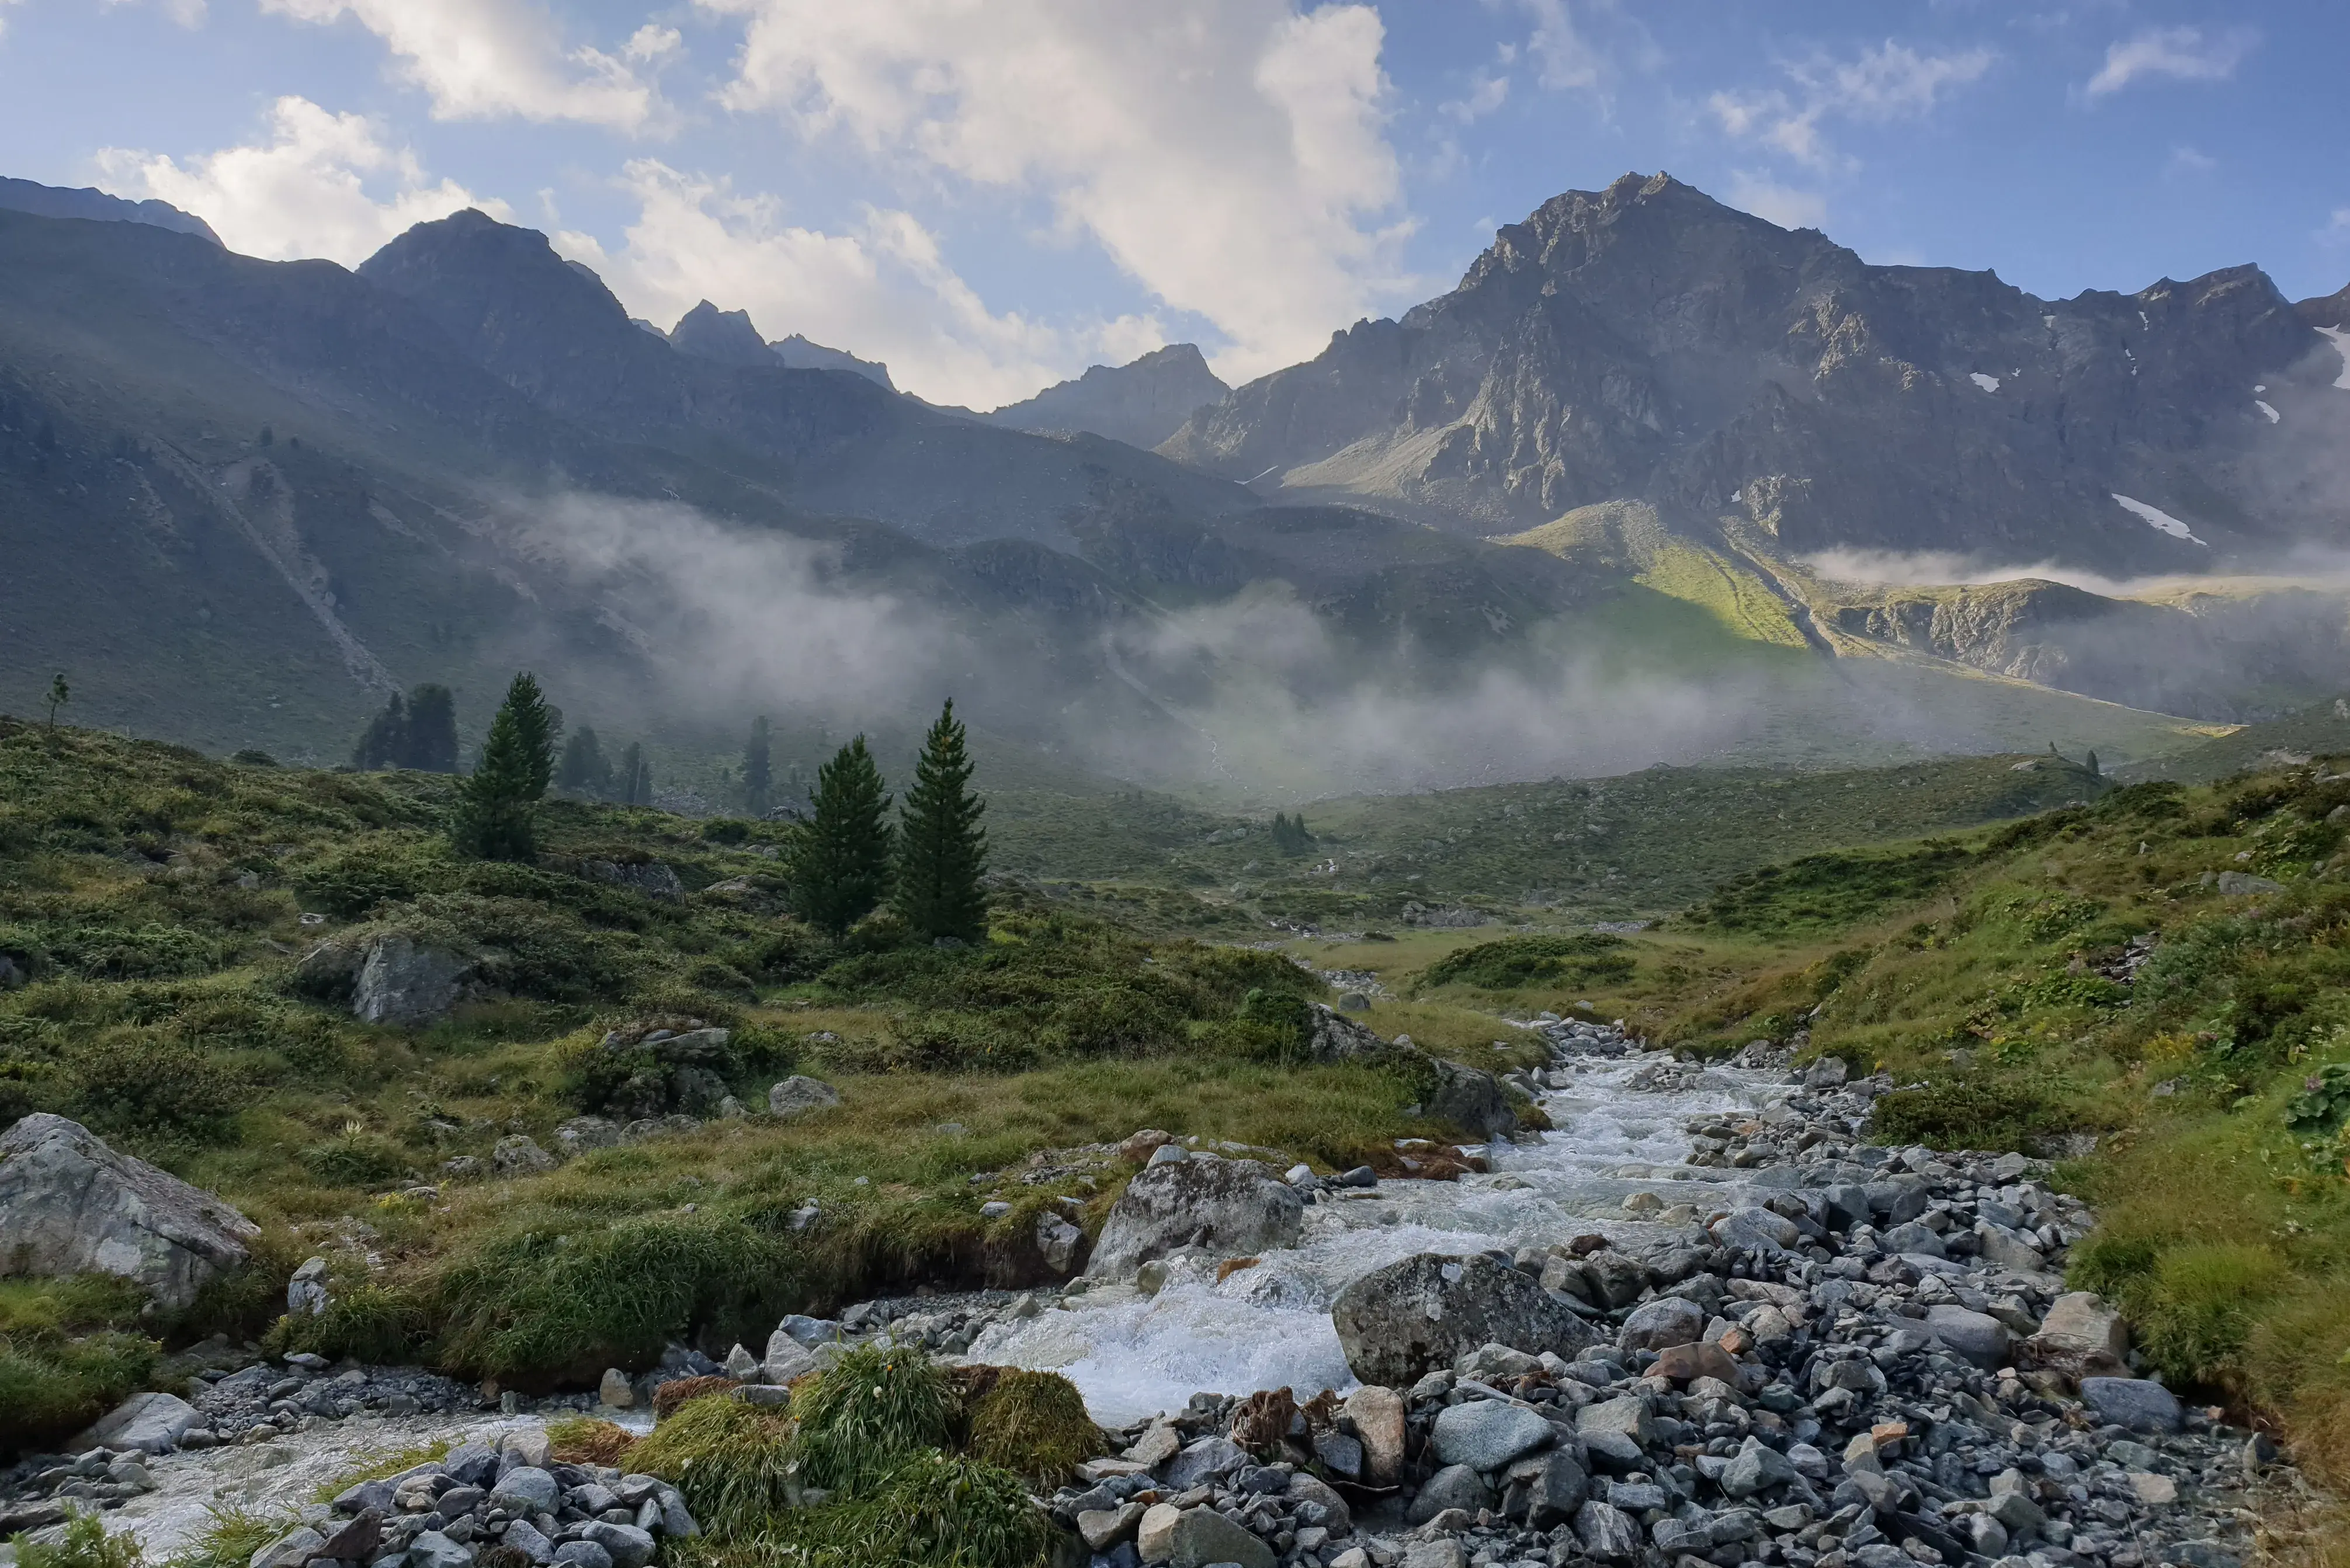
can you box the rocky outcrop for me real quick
[1330,1253,1596,1387]
[298,933,473,1026]
[1088,1153,1303,1280]
[1425,1059,1518,1140]
[767,1076,841,1120]
[0,1114,259,1308]
[984,343,1230,451]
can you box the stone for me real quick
[1804,1057,1849,1089]
[1574,1500,1643,1562]
[1925,1306,2012,1368]
[1719,1436,1794,1498]
[250,1527,327,1568]
[406,1533,473,1568]
[1332,1252,1596,1387]
[2027,1292,2129,1380]
[74,1390,200,1454]
[551,1544,612,1568]
[2217,871,2285,896]
[1288,1473,1351,1535]
[334,1480,395,1517]
[584,860,686,901]
[762,1330,817,1385]
[1618,1295,1704,1351]
[1312,1428,1363,1480]
[1711,1208,1799,1253]
[1036,1211,1087,1274]
[1089,1157,1303,1278]
[500,1522,555,1566]
[1525,1449,1589,1526]
[491,1468,561,1512]
[353,936,473,1026]
[2128,1471,2179,1506]
[1407,1464,1492,1525]
[1974,1223,2046,1273]
[1577,1396,1658,1447]
[1403,1543,1467,1568]
[1124,1421,1183,1468]
[315,1510,385,1562]
[1425,1060,1518,1139]
[579,1523,655,1568]
[1164,1507,1274,1568]
[598,1368,634,1407]
[766,1076,841,1119]
[1345,1384,1407,1486]
[287,1255,330,1317]
[1079,1503,1148,1550]
[1134,1501,1183,1563]
[0,1114,260,1309]
[2081,1376,2183,1433]
[1158,1436,1248,1490]
[1431,1400,1554,1470]
[491,1136,557,1176]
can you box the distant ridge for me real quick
[986,343,1228,450]
[0,176,220,245]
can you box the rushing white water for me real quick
[968,1054,1797,1426]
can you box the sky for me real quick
[1,1,2344,411]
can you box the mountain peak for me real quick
[986,342,1228,450]
[669,300,773,367]
[770,333,896,391]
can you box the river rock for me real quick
[491,1466,560,1511]
[353,935,473,1025]
[1719,1434,1795,1497]
[1431,1400,1554,1470]
[1035,1211,1086,1274]
[1165,1506,1275,1568]
[767,1076,841,1119]
[1345,1384,1407,1485]
[1333,1253,1596,1386]
[1089,1156,1303,1278]
[1158,1435,1248,1490]
[1925,1305,2012,1367]
[251,1526,326,1568]
[407,1533,473,1568]
[77,1390,200,1454]
[579,1522,655,1568]
[551,1544,609,1568]
[1407,1464,1492,1524]
[1618,1295,1703,1350]
[1574,1499,1643,1561]
[0,1114,259,1309]
[1523,1449,1588,1525]
[2028,1291,2129,1379]
[1135,1501,1182,1562]
[1426,1060,1518,1139]
[2081,1376,2183,1432]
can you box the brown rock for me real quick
[1651,1341,1741,1385]
[1345,1385,1407,1486]
[2025,1291,2129,1382]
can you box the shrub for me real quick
[168,1507,290,1568]
[962,1369,1099,1487]
[298,1132,412,1188]
[1869,1075,2059,1152]
[68,1034,243,1142]
[2127,1243,2293,1388]
[1414,934,1634,993]
[630,1392,801,1532]
[790,1344,959,1495]
[265,1283,425,1366]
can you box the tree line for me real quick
[409,673,988,945]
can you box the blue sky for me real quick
[2,1,2344,408]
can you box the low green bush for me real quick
[1870,1075,2064,1151]
[771,1452,1053,1568]
[629,1393,801,1533]
[13,1510,147,1568]
[790,1343,959,1495]
[962,1369,1099,1487]
[1413,934,1634,993]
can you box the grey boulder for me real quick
[76,1390,202,1455]
[406,1533,473,1568]
[1430,1400,1554,1470]
[1332,1253,1596,1387]
[1165,1506,1275,1568]
[490,1466,560,1511]
[1425,1060,1518,1139]
[250,1527,326,1568]
[1,1115,258,1310]
[1089,1156,1302,1279]
[353,935,473,1026]
[2028,1291,2129,1380]
[1574,1500,1643,1561]
[767,1076,842,1120]
[1925,1306,2012,1368]
[1407,1463,1492,1525]
[1618,1295,1704,1351]
[2081,1376,2183,1433]
[579,1523,655,1568]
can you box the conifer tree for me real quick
[893,700,989,943]
[1270,811,1313,857]
[452,673,557,861]
[557,726,613,797]
[789,735,894,938]
[617,742,650,806]
[352,691,407,769]
[403,684,459,772]
[742,715,773,816]
[44,672,68,729]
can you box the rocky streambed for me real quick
[1,1016,2311,1568]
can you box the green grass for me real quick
[961,1369,1101,1487]
[0,1275,159,1452]
[628,1393,804,1533]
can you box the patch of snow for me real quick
[2255,399,2280,424]
[2319,326,2350,391]
[2139,310,2150,330]
[2254,384,2267,392]
[2043,314,2057,330]
[1969,372,2001,393]
[2111,493,2207,546]
[1730,488,1742,503]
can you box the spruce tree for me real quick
[452,673,557,861]
[352,691,408,769]
[893,700,989,944]
[403,684,459,772]
[557,726,613,797]
[742,715,773,816]
[789,735,894,938]
[617,742,650,806]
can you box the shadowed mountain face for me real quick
[986,343,1230,450]
[1164,172,2348,574]
[0,176,221,245]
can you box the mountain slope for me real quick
[1164,172,2345,573]
[0,176,220,244]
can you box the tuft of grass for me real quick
[766,1452,1054,1568]
[1412,933,1634,995]
[651,1376,739,1420]
[629,1392,801,1534]
[165,1506,294,1568]
[0,1275,159,1454]
[1870,1075,2068,1152]
[790,1343,959,1496]
[546,1416,637,1468]
[266,1282,426,1366]
[960,1369,1099,1487]
[15,1512,144,1568]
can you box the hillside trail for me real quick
[970,1049,1791,1424]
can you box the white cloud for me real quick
[1712,39,1994,173]
[1519,0,1602,92]
[95,96,509,265]
[1727,172,1827,232]
[2164,145,2217,179]
[1442,71,1511,124]
[258,0,668,131]
[2322,209,2350,248]
[693,0,1411,385]
[2086,25,2257,98]
[102,0,207,25]
[569,160,1161,409]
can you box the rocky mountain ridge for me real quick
[0,176,220,246]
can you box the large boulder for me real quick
[1089,1156,1303,1279]
[75,1390,200,1454]
[353,935,473,1026]
[2026,1291,2129,1381]
[1425,1061,1518,1139]
[768,1076,841,1121]
[0,1114,259,1308]
[1331,1253,1596,1388]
